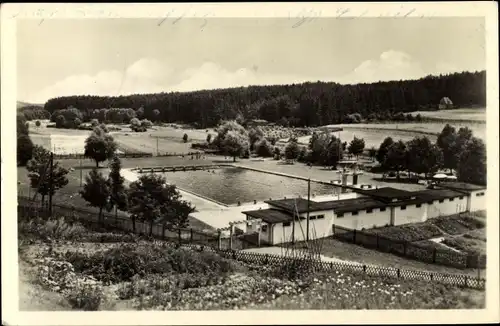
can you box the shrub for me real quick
[255,139,273,157]
[90,119,99,127]
[141,119,153,128]
[19,217,88,241]
[55,115,66,128]
[66,282,104,311]
[35,120,41,127]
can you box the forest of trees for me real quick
[40,71,485,128]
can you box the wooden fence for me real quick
[17,197,485,290]
[17,196,258,250]
[332,224,486,269]
[156,240,486,290]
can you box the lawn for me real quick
[26,121,216,155]
[17,155,225,232]
[18,215,485,311]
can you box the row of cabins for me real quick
[242,182,486,245]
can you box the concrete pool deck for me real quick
[122,168,364,233]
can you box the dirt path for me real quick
[18,260,70,311]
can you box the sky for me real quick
[17,17,486,104]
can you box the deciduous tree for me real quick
[128,173,195,235]
[84,126,117,168]
[457,137,486,185]
[348,137,365,158]
[80,169,111,225]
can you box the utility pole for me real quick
[48,152,54,216]
[79,157,83,187]
[306,178,311,241]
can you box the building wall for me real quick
[393,203,428,225]
[334,207,391,230]
[270,209,335,245]
[427,196,468,218]
[469,190,486,212]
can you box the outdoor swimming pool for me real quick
[159,167,339,205]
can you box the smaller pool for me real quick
[159,167,339,205]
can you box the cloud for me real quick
[339,50,428,84]
[25,59,317,103]
[23,51,469,103]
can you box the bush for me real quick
[255,139,273,157]
[90,119,99,127]
[141,119,153,128]
[19,217,88,241]
[65,245,240,284]
[35,120,41,127]
[66,282,104,311]
[55,115,66,128]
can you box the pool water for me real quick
[159,167,339,205]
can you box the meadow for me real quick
[297,121,486,149]
[409,108,486,123]
[27,120,217,155]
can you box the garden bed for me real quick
[18,215,485,310]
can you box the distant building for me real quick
[439,97,454,110]
[242,183,486,245]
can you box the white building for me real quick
[242,183,486,245]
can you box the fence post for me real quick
[363,265,367,273]
[464,275,468,288]
[397,269,401,278]
[190,228,194,243]
[432,248,437,263]
[430,273,433,281]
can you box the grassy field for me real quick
[409,108,486,123]
[18,215,485,311]
[26,121,217,155]
[298,121,486,149]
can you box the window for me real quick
[283,222,291,227]
[459,196,464,200]
[439,199,444,203]
[416,204,422,208]
[352,211,359,216]
[476,192,484,197]
[449,198,454,202]
[337,213,344,218]
[310,215,317,220]
[427,201,433,205]
[261,225,268,232]
[380,207,386,212]
[317,215,325,219]
[401,206,407,210]
[299,216,306,220]
[366,209,373,214]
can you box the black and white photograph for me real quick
[2,2,499,325]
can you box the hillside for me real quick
[42,71,486,128]
[17,101,44,109]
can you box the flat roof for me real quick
[435,182,486,192]
[242,209,294,224]
[264,198,313,214]
[354,187,414,201]
[316,197,387,214]
[409,189,466,202]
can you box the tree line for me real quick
[375,124,486,185]
[41,71,485,128]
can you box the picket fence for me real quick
[17,197,486,290]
